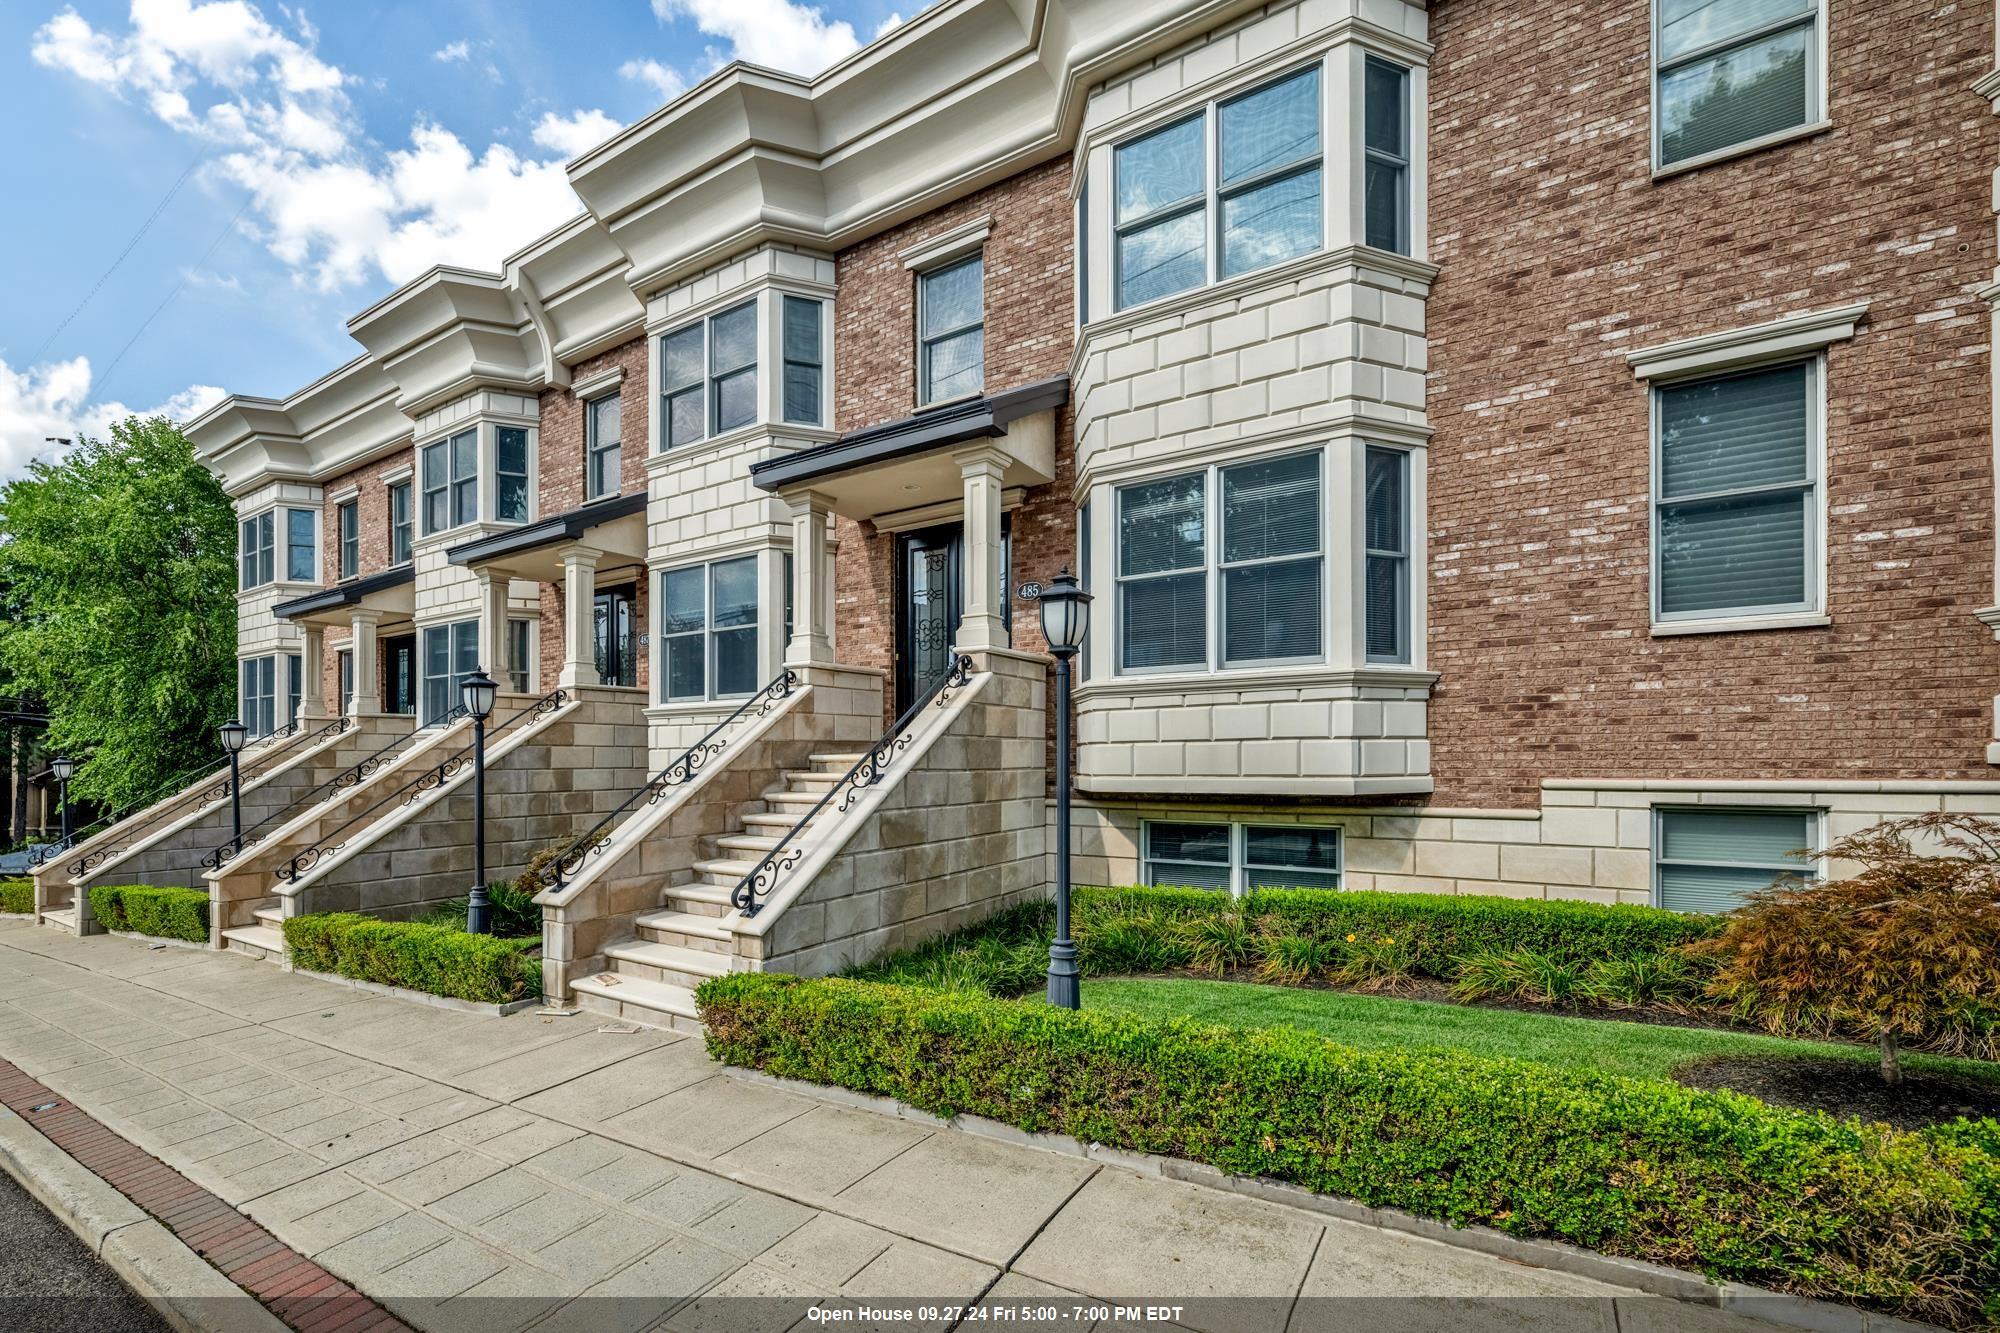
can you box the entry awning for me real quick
[750,376,1065,521]
[274,565,416,629]
[446,490,647,581]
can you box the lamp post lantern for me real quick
[218,720,248,849]
[51,754,75,847]
[461,669,499,934]
[1036,567,1091,1010]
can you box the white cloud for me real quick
[874,13,904,39]
[0,355,224,480]
[432,39,469,62]
[530,108,622,159]
[619,57,684,104]
[651,0,860,75]
[34,3,602,292]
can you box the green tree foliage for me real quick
[0,417,236,811]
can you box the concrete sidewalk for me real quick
[0,921,1795,1333]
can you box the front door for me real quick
[383,635,417,715]
[594,584,637,687]
[894,523,1010,714]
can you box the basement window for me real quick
[1143,821,1342,894]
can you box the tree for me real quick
[0,417,236,813]
[1697,812,2000,1084]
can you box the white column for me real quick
[955,447,1009,654]
[348,611,381,715]
[786,492,836,666]
[298,625,327,718]
[559,544,601,688]
[476,570,511,687]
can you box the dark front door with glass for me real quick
[383,635,417,715]
[594,584,637,687]
[894,523,1009,714]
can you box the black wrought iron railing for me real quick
[534,668,796,897]
[202,708,469,871]
[274,689,569,885]
[732,654,973,917]
[28,755,223,870]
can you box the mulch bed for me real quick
[1674,1055,2000,1131]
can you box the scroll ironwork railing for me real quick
[534,669,796,896]
[731,654,973,917]
[274,690,568,885]
[202,707,469,871]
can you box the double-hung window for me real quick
[1115,115,1206,310]
[1653,359,1818,624]
[918,256,984,404]
[1364,448,1410,662]
[660,556,759,702]
[1655,807,1816,913]
[421,620,479,723]
[239,512,274,590]
[421,429,478,535]
[1655,0,1822,170]
[1144,821,1342,893]
[782,296,825,425]
[1116,452,1324,673]
[389,482,413,565]
[586,393,621,500]
[337,501,358,579]
[338,649,354,716]
[1363,58,1410,253]
[496,427,529,522]
[661,300,758,449]
[285,509,316,582]
[506,619,532,694]
[241,656,275,737]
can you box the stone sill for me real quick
[1077,665,1438,702]
[1079,775,1434,798]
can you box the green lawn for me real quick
[1077,977,2000,1086]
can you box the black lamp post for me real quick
[51,755,75,847]
[461,668,499,934]
[1037,567,1091,1011]
[218,720,248,849]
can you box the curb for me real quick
[0,1103,289,1333]
[723,1065,1949,1333]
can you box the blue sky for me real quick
[0,0,913,478]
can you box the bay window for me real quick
[660,555,759,703]
[421,619,479,723]
[286,509,316,582]
[417,424,534,537]
[1655,0,1823,170]
[1364,448,1410,663]
[1363,57,1410,253]
[1220,452,1322,666]
[918,255,984,404]
[1218,67,1322,278]
[239,511,273,590]
[240,508,317,589]
[497,427,530,522]
[239,653,301,737]
[422,429,477,535]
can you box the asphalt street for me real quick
[0,1165,170,1332]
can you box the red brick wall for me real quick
[536,336,653,695]
[317,449,413,707]
[831,156,1079,729]
[1422,0,1997,807]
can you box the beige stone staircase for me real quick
[568,749,866,1030]
[221,899,286,961]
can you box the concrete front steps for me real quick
[221,901,286,962]
[571,750,867,1032]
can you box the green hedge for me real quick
[85,884,208,942]
[283,913,541,1004]
[0,879,32,914]
[701,972,2000,1327]
[849,886,1721,995]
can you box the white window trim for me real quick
[1141,819,1344,896]
[1650,804,1823,912]
[571,364,626,401]
[657,555,763,705]
[584,390,623,502]
[1646,352,1830,636]
[417,617,481,725]
[279,507,318,586]
[336,498,359,580]
[415,421,539,538]
[899,215,991,271]
[1626,303,1865,382]
[645,279,836,460]
[388,479,415,567]
[1650,0,1828,176]
[915,253,985,408]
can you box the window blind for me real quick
[1657,807,1813,914]
[1223,454,1321,664]
[1659,7,1812,165]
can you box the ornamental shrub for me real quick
[282,912,540,1004]
[85,883,208,941]
[0,879,32,913]
[699,972,2000,1329]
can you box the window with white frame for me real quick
[1364,447,1410,662]
[782,296,825,425]
[660,300,758,450]
[389,481,413,565]
[1655,0,1822,169]
[239,511,274,590]
[506,618,532,694]
[918,255,984,404]
[1114,65,1324,311]
[659,556,759,702]
[338,649,354,716]
[337,500,358,579]
[421,429,478,535]
[1654,806,1816,913]
[496,427,529,522]
[1144,821,1342,893]
[1116,452,1323,673]
[286,509,316,582]
[1653,359,1818,624]
[1363,57,1410,254]
[587,393,621,501]
[420,619,479,723]
[239,653,301,737]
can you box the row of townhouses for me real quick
[30,0,2000,1029]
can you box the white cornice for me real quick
[1625,303,1869,382]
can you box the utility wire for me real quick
[91,188,257,405]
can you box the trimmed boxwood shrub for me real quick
[0,879,32,913]
[283,912,541,1004]
[85,884,208,942]
[700,972,2000,1328]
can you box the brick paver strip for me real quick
[0,1054,412,1333]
